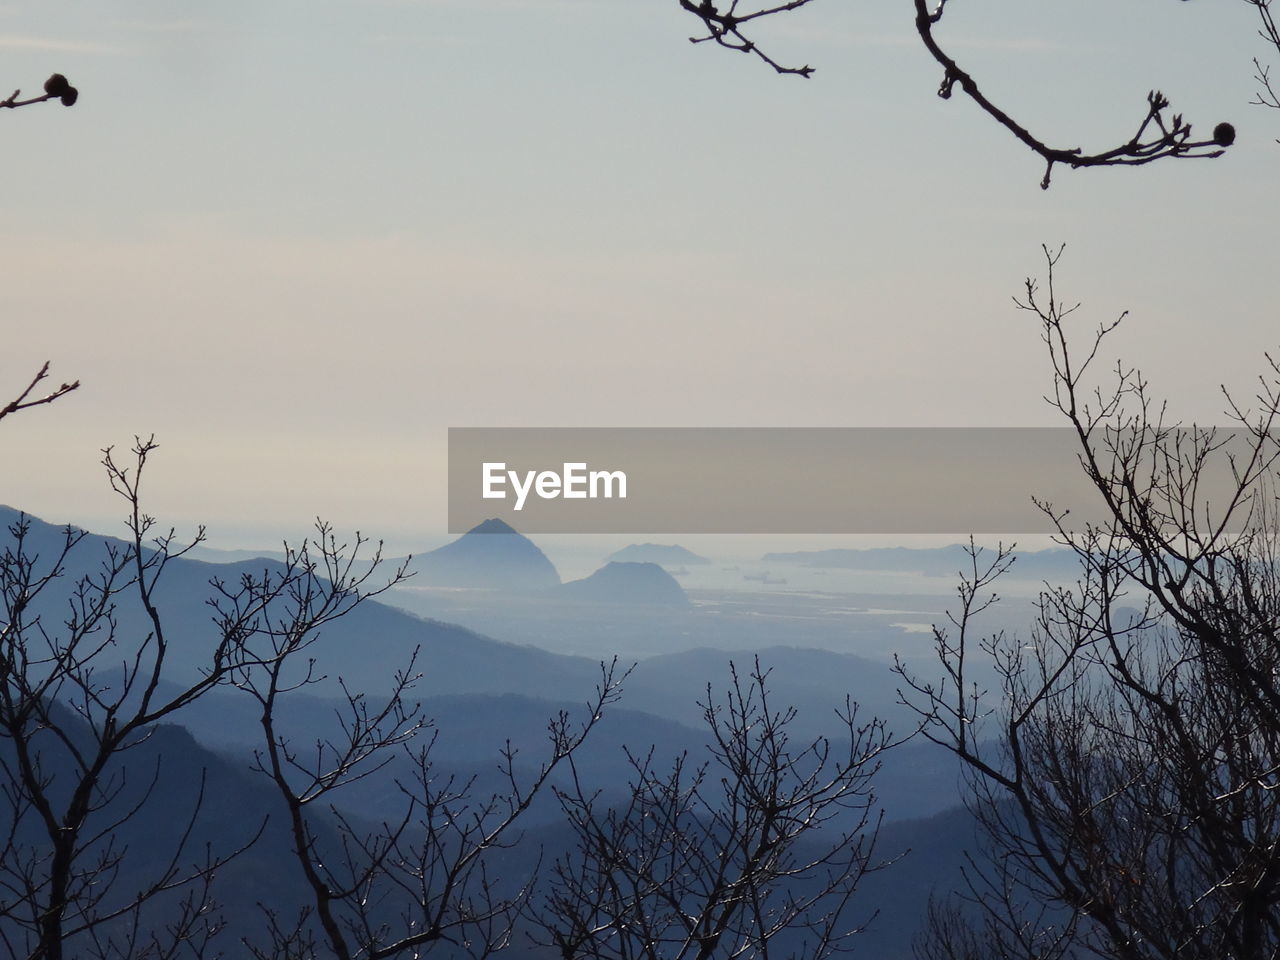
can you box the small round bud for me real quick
[1213,121,1236,147]
[60,87,78,107]
[43,73,71,97]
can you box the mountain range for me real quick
[0,504,982,957]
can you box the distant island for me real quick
[409,518,561,591]
[607,543,711,568]
[557,562,690,606]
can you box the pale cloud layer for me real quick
[0,33,122,53]
[0,0,1274,548]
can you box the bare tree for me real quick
[681,1,1251,186]
[0,438,264,960]
[913,896,1000,960]
[0,429,628,959]
[3,346,645,958]
[896,248,1280,960]
[531,658,892,960]
[221,589,626,960]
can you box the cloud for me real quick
[0,34,123,54]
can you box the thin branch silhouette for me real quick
[679,0,1238,186]
[1,363,79,424]
[1,74,78,110]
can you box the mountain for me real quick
[0,509,917,748]
[183,544,288,564]
[0,507,982,954]
[169,686,711,828]
[0,504,921,737]
[0,506,595,701]
[622,645,911,738]
[557,561,689,606]
[0,691,977,958]
[606,543,711,567]
[409,517,560,591]
[163,658,962,824]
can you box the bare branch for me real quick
[680,1,1240,185]
[901,248,1280,960]
[0,363,79,424]
[531,657,894,960]
[0,74,78,111]
[678,0,818,77]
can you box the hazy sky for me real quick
[3,0,1277,551]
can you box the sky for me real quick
[2,0,1277,553]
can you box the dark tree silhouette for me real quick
[0,439,264,960]
[0,376,624,958]
[227,600,625,960]
[531,659,892,960]
[896,248,1280,960]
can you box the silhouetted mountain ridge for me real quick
[406,517,561,591]
[557,561,689,606]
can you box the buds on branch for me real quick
[679,0,1242,186]
[1,73,78,110]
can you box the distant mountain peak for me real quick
[469,518,518,536]
[410,518,559,590]
[558,561,689,606]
